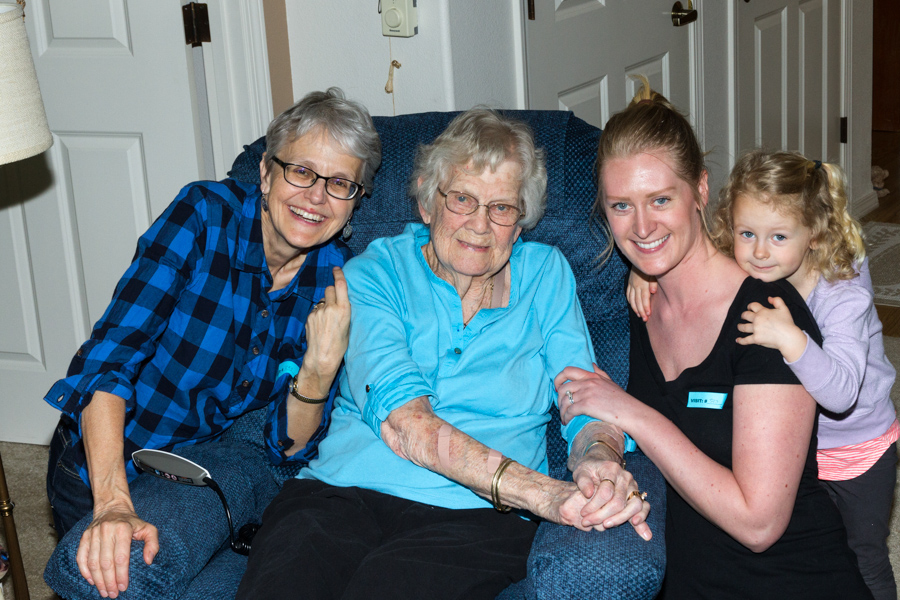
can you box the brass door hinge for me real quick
[183,3,210,47]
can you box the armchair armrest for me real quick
[498,449,666,600]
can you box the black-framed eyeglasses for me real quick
[437,189,524,227]
[271,156,363,200]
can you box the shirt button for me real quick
[76,348,83,357]
[261,309,269,318]
[454,348,462,355]
[365,385,371,392]
[241,380,250,388]
[56,394,64,403]
[277,440,284,447]
[252,346,260,355]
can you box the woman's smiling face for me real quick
[601,150,708,279]
[420,160,523,285]
[259,128,362,263]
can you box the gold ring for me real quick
[627,490,648,502]
[313,301,325,310]
[599,478,615,487]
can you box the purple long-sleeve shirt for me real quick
[787,259,897,449]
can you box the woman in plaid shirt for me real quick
[44,87,381,599]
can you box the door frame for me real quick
[202,0,274,179]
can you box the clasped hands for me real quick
[556,365,652,540]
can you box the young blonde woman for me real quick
[557,81,872,599]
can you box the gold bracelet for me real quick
[582,439,625,469]
[289,378,328,404]
[490,457,514,513]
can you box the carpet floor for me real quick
[865,221,900,308]
[3,337,900,600]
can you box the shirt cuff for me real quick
[265,359,334,465]
[360,374,436,439]
[44,372,136,420]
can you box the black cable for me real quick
[202,477,238,550]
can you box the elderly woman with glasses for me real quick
[43,88,380,599]
[237,109,652,600]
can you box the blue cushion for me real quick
[47,110,665,600]
[44,429,279,600]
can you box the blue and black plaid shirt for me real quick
[44,178,352,486]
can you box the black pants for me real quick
[236,479,537,600]
[821,443,898,600]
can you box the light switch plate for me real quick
[382,0,417,38]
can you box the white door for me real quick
[524,0,696,129]
[0,1,203,444]
[735,0,843,163]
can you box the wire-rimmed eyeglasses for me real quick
[271,156,363,200]
[437,189,523,226]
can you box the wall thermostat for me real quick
[382,0,417,38]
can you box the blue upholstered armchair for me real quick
[45,110,666,599]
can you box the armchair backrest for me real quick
[229,110,630,477]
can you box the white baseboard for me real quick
[854,189,879,220]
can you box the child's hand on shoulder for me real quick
[627,269,657,321]
[736,296,808,362]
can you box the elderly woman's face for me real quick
[601,151,708,279]
[259,129,362,262]
[420,160,523,283]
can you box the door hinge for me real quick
[840,116,848,144]
[183,3,211,47]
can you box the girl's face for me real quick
[731,194,817,289]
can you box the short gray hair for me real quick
[410,109,547,230]
[265,87,381,197]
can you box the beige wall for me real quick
[263,0,294,116]
[281,1,520,117]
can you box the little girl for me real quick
[629,149,898,600]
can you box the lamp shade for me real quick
[0,3,52,165]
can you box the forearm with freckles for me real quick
[383,397,573,519]
[567,420,626,473]
[81,391,134,512]
[608,384,814,552]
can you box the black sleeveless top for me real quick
[627,277,871,599]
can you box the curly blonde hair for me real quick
[592,76,708,263]
[712,149,865,282]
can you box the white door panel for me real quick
[525,0,694,129]
[0,0,203,444]
[737,0,842,163]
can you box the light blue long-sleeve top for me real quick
[300,223,597,509]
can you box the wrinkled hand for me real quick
[627,269,657,322]
[76,505,158,598]
[542,460,651,537]
[302,267,351,385]
[542,479,595,532]
[554,366,652,538]
[571,456,652,539]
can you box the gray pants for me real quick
[821,443,898,600]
